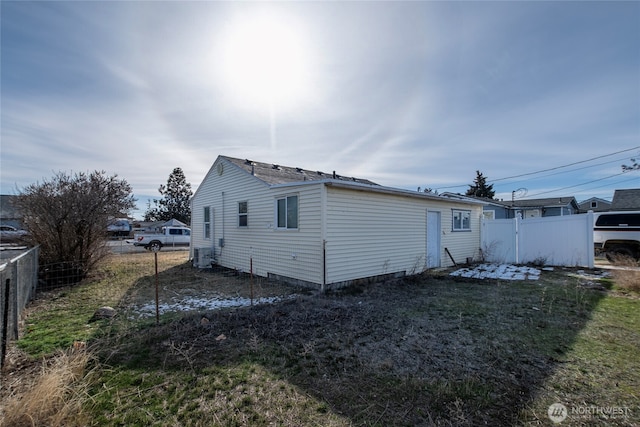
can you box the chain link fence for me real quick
[1,246,39,367]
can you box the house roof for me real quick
[221,156,379,186]
[507,197,578,209]
[611,188,640,211]
[443,194,578,209]
[212,156,482,206]
[578,197,611,205]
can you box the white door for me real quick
[426,210,441,268]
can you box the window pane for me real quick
[277,198,286,228]
[204,206,210,223]
[239,215,248,227]
[238,201,248,214]
[204,223,210,239]
[453,212,462,230]
[462,212,471,229]
[287,196,298,229]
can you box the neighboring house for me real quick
[506,197,579,218]
[578,197,612,213]
[190,156,484,290]
[442,194,579,219]
[611,188,640,211]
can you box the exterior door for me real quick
[426,210,441,268]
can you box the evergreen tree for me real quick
[622,158,639,171]
[145,167,193,224]
[465,170,495,199]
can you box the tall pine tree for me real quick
[145,167,193,224]
[465,170,495,199]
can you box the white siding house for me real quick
[191,156,483,290]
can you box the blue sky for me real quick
[1,1,638,218]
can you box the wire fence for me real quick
[1,246,39,367]
[195,243,324,290]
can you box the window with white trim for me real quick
[203,206,211,239]
[452,209,471,231]
[238,201,248,227]
[276,195,298,229]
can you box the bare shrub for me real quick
[16,171,135,283]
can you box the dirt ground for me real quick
[106,263,618,425]
[2,260,629,426]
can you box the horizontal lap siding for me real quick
[238,184,323,284]
[192,159,323,284]
[440,206,482,267]
[325,188,482,283]
[325,188,426,284]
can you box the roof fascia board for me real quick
[323,181,484,206]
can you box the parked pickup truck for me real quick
[593,211,640,260]
[133,226,191,251]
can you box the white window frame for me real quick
[203,206,211,239]
[452,209,471,231]
[275,195,298,230]
[238,201,248,227]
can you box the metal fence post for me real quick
[1,278,10,369]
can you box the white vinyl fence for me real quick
[481,213,594,268]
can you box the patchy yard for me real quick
[2,254,639,426]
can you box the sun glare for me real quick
[218,12,313,113]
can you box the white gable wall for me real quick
[191,158,325,284]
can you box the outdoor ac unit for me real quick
[193,247,213,268]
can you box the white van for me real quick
[593,211,640,260]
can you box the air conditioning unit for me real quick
[193,247,213,268]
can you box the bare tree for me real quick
[16,171,135,281]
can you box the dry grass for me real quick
[1,346,93,427]
[608,254,640,293]
[4,254,639,426]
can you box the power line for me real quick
[488,146,640,184]
[435,146,639,191]
[526,171,632,198]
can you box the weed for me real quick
[609,255,640,293]
[3,253,639,426]
[1,347,93,427]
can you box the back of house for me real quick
[190,155,483,290]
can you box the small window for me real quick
[204,207,211,239]
[590,201,597,208]
[276,195,298,229]
[452,209,471,231]
[169,228,182,235]
[238,201,248,227]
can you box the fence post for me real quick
[1,278,10,369]
[514,217,520,264]
[586,211,595,269]
[9,262,18,341]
